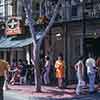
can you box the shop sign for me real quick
[5,17,22,35]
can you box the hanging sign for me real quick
[5,17,22,35]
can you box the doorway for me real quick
[84,37,100,58]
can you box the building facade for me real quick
[42,0,100,82]
[0,0,100,82]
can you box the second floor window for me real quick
[72,6,78,17]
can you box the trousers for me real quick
[88,72,96,92]
[0,76,5,100]
[76,72,85,95]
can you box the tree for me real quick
[23,0,62,92]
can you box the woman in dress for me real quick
[55,54,64,88]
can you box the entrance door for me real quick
[93,37,100,57]
[84,37,100,58]
[84,38,94,57]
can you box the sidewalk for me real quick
[5,84,100,100]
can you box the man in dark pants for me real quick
[0,59,9,100]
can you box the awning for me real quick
[0,36,33,49]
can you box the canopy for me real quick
[0,36,33,49]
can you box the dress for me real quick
[55,60,64,79]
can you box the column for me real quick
[4,51,7,60]
[67,25,71,82]
[10,49,14,64]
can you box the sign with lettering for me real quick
[5,17,22,35]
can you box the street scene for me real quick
[0,0,100,100]
[3,85,100,100]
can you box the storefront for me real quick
[0,36,33,64]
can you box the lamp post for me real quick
[80,0,86,57]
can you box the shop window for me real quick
[0,51,3,58]
[36,3,39,10]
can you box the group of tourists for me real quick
[0,58,35,100]
[42,54,64,89]
[8,59,34,85]
[74,53,100,95]
[0,52,100,99]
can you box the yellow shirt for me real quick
[0,59,9,76]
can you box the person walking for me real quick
[55,54,64,88]
[74,56,85,95]
[85,54,97,94]
[43,56,51,85]
[0,59,10,100]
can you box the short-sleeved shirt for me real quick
[0,59,9,76]
[85,57,96,74]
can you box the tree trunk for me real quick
[23,0,62,92]
[33,45,41,92]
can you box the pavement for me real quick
[4,84,100,100]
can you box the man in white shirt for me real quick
[85,54,96,94]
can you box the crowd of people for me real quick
[0,52,100,99]
[74,53,100,95]
[8,59,34,85]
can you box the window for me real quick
[0,12,3,16]
[0,0,2,4]
[36,3,39,10]
[72,6,78,17]
[74,38,80,57]
[8,4,12,16]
